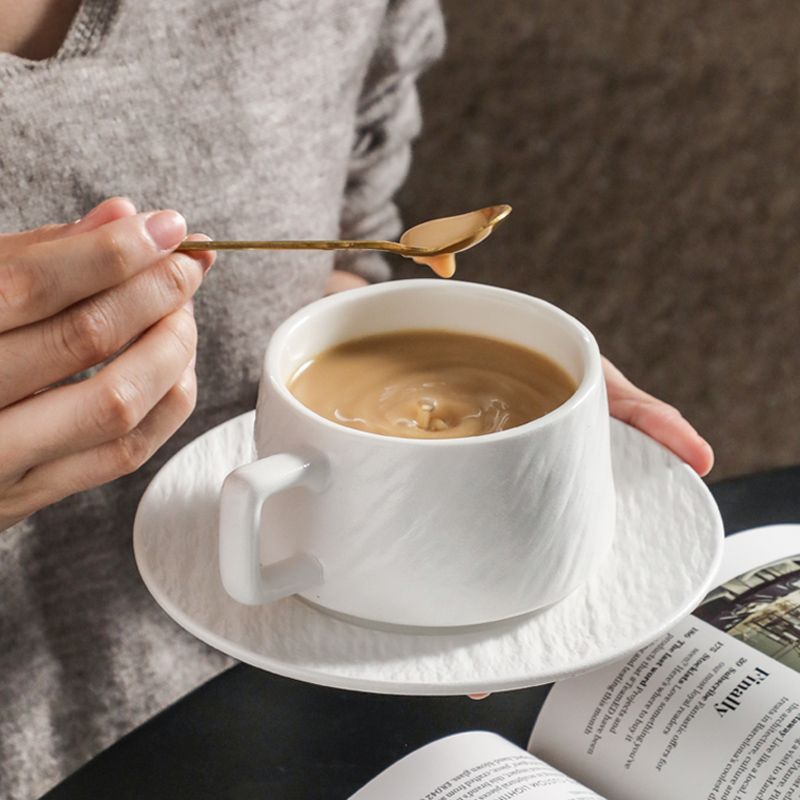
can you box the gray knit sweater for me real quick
[0,1,444,796]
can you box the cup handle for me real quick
[219,452,327,606]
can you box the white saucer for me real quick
[133,413,723,695]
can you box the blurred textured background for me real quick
[396,0,800,482]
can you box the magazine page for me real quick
[348,731,605,800]
[528,524,800,800]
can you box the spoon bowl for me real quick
[398,205,511,255]
[398,205,511,277]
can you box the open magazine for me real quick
[348,524,800,800]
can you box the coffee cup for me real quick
[219,279,616,630]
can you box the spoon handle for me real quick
[177,239,424,256]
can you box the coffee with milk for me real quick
[287,329,577,439]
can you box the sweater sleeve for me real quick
[335,0,446,282]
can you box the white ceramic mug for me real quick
[219,279,616,630]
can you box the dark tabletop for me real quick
[42,465,800,799]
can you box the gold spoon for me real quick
[177,205,511,278]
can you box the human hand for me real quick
[0,198,215,532]
[602,357,714,477]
